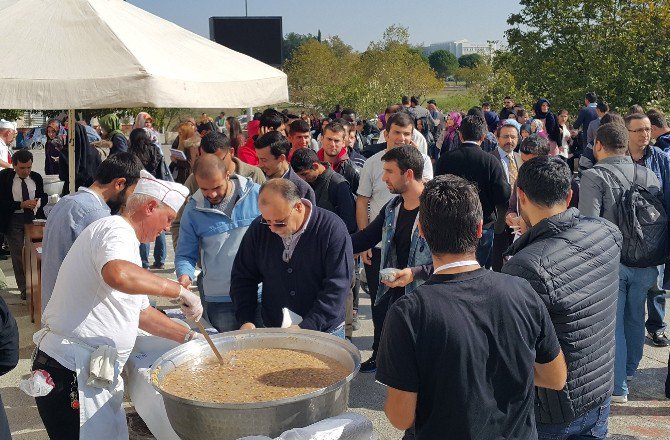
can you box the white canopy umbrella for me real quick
[0,0,288,191]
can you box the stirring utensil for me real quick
[194,320,225,365]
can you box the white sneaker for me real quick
[627,375,633,381]
[611,394,628,404]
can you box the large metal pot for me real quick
[151,328,361,440]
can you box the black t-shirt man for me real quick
[376,268,561,439]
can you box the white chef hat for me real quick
[0,119,17,131]
[133,170,189,213]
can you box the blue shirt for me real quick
[41,187,110,311]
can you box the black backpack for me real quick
[596,164,668,267]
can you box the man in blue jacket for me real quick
[231,179,352,337]
[625,113,670,347]
[175,154,261,332]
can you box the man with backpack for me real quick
[579,122,668,404]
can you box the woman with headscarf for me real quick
[133,112,159,143]
[58,123,102,195]
[128,128,167,269]
[99,113,128,155]
[440,111,463,156]
[533,98,561,155]
[44,119,64,175]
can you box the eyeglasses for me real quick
[259,207,295,228]
[499,134,518,140]
[628,127,652,134]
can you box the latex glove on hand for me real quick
[178,286,203,322]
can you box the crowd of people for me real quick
[0,91,668,438]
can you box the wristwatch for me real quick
[183,329,196,343]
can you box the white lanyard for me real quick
[434,260,480,273]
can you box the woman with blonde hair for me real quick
[170,120,200,184]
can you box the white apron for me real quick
[35,328,129,440]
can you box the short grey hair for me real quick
[124,193,172,214]
[259,178,301,204]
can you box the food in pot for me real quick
[160,348,350,403]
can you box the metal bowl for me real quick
[150,328,361,440]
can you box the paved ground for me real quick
[2,149,670,439]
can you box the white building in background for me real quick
[424,39,497,59]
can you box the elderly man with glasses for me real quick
[230,178,353,338]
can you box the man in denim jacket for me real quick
[351,146,432,374]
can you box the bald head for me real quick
[193,154,227,180]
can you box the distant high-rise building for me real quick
[424,39,497,59]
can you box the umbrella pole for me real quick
[68,108,75,194]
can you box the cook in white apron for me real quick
[33,327,128,440]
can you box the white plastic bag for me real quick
[19,369,55,397]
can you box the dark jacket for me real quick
[285,166,316,205]
[109,133,128,156]
[0,296,18,439]
[655,132,670,152]
[490,148,520,234]
[0,169,47,233]
[503,208,622,424]
[311,167,357,233]
[230,207,353,332]
[59,124,102,195]
[574,105,598,150]
[435,142,511,229]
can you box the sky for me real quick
[128,0,522,51]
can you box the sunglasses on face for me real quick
[259,207,295,228]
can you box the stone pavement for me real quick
[1,150,669,439]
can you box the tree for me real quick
[284,27,442,118]
[0,110,24,121]
[458,54,483,69]
[505,1,670,112]
[282,32,317,62]
[428,50,459,78]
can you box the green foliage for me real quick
[425,90,481,113]
[428,50,459,78]
[284,26,443,118]
[283,32,318,62]
[454,62,491,88]
[0,110,24,121]
[458,54,483,68]
[505,0,670,113]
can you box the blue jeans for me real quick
[204,301,238,332]
[139,232,166,267]
[475,228,495,268]
[615,264,658,395]
[329,323,345,339]
[646,264,667,334]
[537,398,610,440]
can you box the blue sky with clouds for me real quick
[128,0,522,51]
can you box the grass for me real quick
[425,87,481,113]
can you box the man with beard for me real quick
[175,155,261,332]
[490,123,521,271]
[41,153,143,310]
[353,145,433,375]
